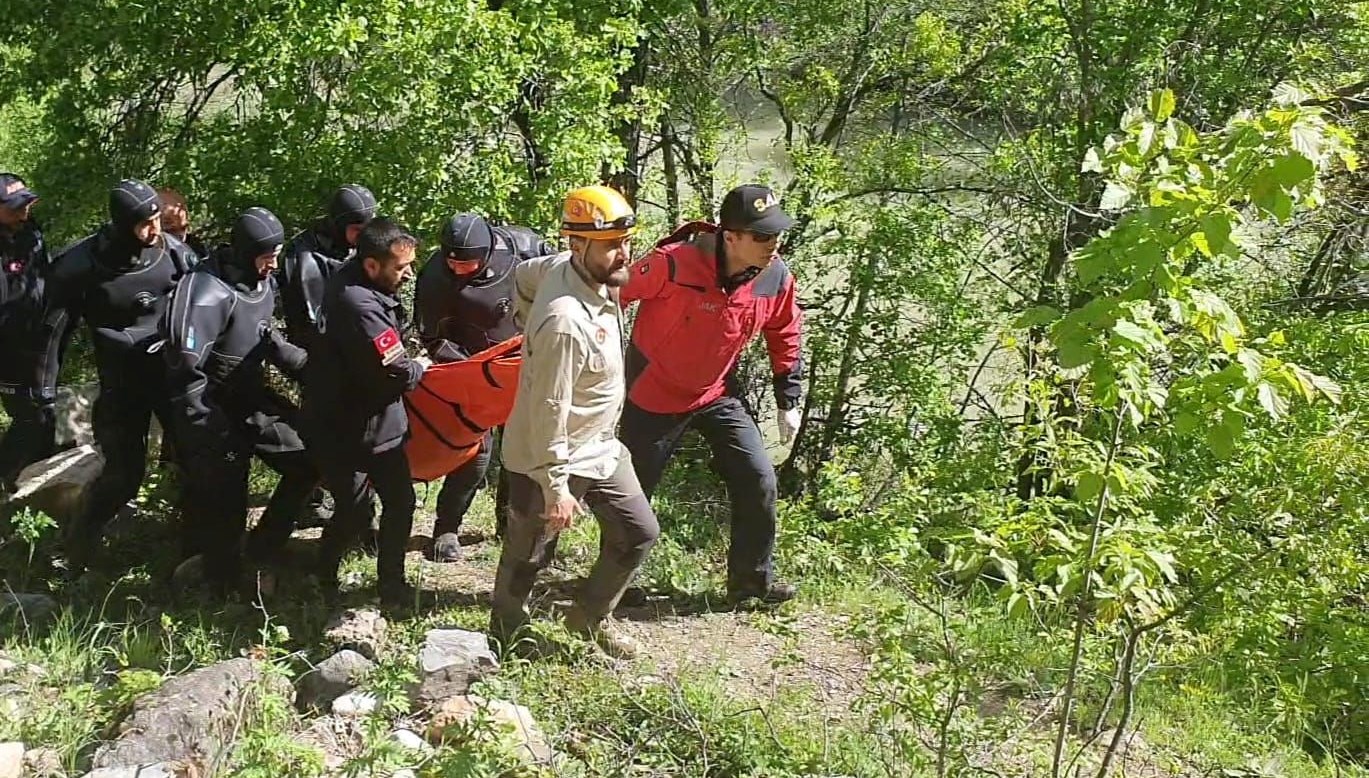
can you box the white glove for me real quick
[779,407,802,444]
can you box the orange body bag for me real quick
[403,336,523,481]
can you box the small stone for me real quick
[323,609,388,661]
[0,742,24,778]
[426,695,552,765]
[296,650,376,712]
[390,729,429,753]
[22,747,62,777]
[331,691,378,717]
[415,629,498,701]
[25,664,46,679]
[0,657,15,677]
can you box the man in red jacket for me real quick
[620,184,803,605]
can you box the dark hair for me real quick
[356,217,417,263]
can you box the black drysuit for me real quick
[278,225,353,351]
[414,224,553,540]
[39,227,199,560]
[161,238,316,588]
[302,259,426,599]
[0,218,54,487]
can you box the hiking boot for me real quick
[616,585,648,608]
[564,605,639,660]
[726,581,798,607]
[379,582,419,611]
[431,532,463,563]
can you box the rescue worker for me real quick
[492,185,659,659]
[414,213,555,561]
[40,179,199,568]
[156,187,208,259]
[161,207,316,594]
[279,184,378,350]
[0,173,54,493]
[619,183,803,606]
[302,217,429,607]
[278,184,378,527]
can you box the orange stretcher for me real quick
[403,336,523,481]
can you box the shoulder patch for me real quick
[372,326,405,365]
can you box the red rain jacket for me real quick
[620,221,804,415]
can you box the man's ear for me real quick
[362,256,379,277]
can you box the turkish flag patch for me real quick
[372,327,404,365]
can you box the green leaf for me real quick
[1174,411,1200,435]
[1112,319,1154,350]
[1200,212,1234,258]
[1077,471,1104,501]
[1267,153,1316,188]
[1014,305,1060,329]
[1148,89,1176,122]
[1057,337,1098,368]
[1207,422,1235,459]
[1291,122,1323,163]
[1099,181,1132,211]
[1272,82,1313,106]
[1081,147,1103,173]
[1256,382,1287,419]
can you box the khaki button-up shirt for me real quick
[501,252,625,503]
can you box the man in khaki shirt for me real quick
[492,185,658,659]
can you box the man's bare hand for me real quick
[545,495,581,531]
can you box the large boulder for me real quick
[0,593,58,625]
[296,650,375,712]
[414,629,498,702]
[6,445,103,525]
[79,764,192,778]
[91,658,288,772]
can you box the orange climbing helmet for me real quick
[559,185,637,240]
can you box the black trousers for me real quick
[0,390,55,488]
[620,396,777,594]
[178,421,319,589]
[433,428,511,539]
[68,379,180,564]
[315,444,415,596]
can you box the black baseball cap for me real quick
[719,184,794,235]
[0,174,38,210]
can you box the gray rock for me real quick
[79,764,187,778]
[331,692,378,717]
[21,746,63,778]
[54,384,98,449]
[390,728,430,753]
[414,629,498,701]
[0,742,23,778]
[7,445,103,525]
[322,609,387,661]
[0,593,57,624]
[0,657,15,677]
[296,650,375,712]
[92,658,288,771]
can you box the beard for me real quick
[601,265,630,288]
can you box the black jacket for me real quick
[278,224,351,350]
[39,227,198,391]
[160,248,308,452]
[303,259,425,457]
[415,225,553,362]
[0,219,50,391]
